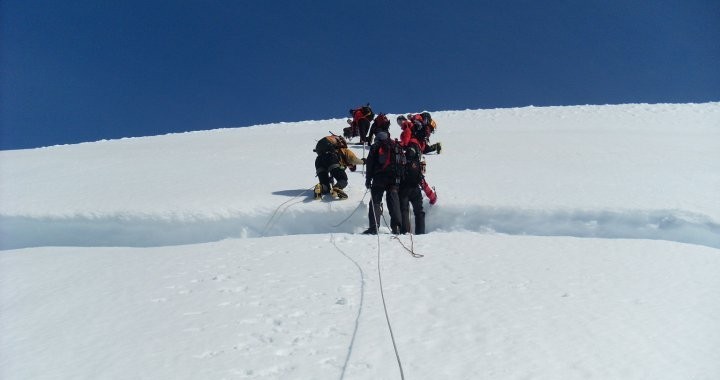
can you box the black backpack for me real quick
[374,113,390,129]
[375,138,406,181]
[403,144,423,185]
[413,120,428,141]
[314,135,346,154]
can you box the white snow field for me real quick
[1,103,719,379]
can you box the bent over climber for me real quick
[345,104,375,144]
[313,135,351,200]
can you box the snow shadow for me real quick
[0,208,364,250]
[427,206,720,250]
[1,205,719,250]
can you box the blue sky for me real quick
[1,0,718,150]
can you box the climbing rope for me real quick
[329,193,421,379]
[392,234,424,258]
[263,184,368,236]
[260,186,313,236]
[330,188,370,228]
[329,234,366,380]
[380,211,424,258]
[369,196,406,380]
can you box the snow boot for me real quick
[331,186,348,200]
[362,227,377,235]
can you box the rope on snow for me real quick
[329,234,366,380]
[330,188,370,228]
[369,196,406,380]
[380,209,424,258]
[260,186,313,236]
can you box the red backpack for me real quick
[374,113,390,129]
[350,104,374,122]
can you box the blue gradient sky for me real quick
[2,0,719,150]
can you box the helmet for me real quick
[396,115,407,125]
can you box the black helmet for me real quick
[396,115,407,125]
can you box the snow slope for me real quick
[1,103,720,379]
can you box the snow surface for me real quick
[1,103,720,379]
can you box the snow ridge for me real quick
[2,205,718,250]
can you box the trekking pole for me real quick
[362,142,366,175]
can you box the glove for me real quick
[361,158,366,164]
[349,164,356,172]
[365,179,372,189]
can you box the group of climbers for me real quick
[397,113,442,154]
[314,104,440,235]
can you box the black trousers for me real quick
[368,183,402,233]
[423,142,440,154]
[358,119,371,144]
[399,185,425,234]
[315,153,348,193]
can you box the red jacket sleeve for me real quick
[400,122,412,146]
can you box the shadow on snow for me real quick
[1,204,719,250]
